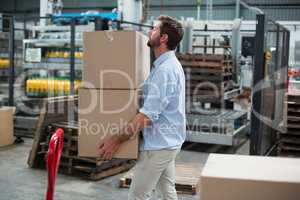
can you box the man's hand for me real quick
[98,135,122,160]
[98,112,151,160]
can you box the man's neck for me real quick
[153,47,170,59]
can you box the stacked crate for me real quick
[278,93,300,157]
[177,53,234,111]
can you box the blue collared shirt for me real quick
[139,51,186,151]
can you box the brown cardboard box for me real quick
[78,88,140,159]
[0,107,15,147]
[82,31,150,89]
[201,154,300,200]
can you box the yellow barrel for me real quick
[64,80,70,95]
[0,59,9,68]
[54,51,60,59]
[74,80,81,93]
[3,59,9,67]
[35,78,41,95]
[78,52,83,59]
[31,79,37,95]
[63,51,69,59]
[58,51,64,58]
[48,79,55,94]
[75,52,80,59]
[48,51,54,58]
[54,80,59,95]
[26,79,32,93]
[41,79,47,95]
[58,80,64,95]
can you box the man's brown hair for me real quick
[157,15,184,50]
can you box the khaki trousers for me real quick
[128,149,180,200]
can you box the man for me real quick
[99,15,185,200]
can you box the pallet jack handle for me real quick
[46,128,64,200]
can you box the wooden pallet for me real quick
[279,135,300,144]
[14,128,35,138]
[187,80,233,91]
[178,54,233,71]
[184,66,232,74]
[178,53,236,108]
[177,53,232,62]
[75,161,134,181]
[180,60,232,68]
[185,72,233,82]
[182,63,233,73]
[119,164,201,195]
[284,129,300,136]
[60,159,135,181]
[278,143,300,158]
[278,93,300,157]
[27,96,78,168]
[278,150,300,157]
[35,121,136,180]
[178,53,233,73]
[287,94,300,104]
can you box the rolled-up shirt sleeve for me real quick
[139,69,175,122]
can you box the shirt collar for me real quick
[153,51,175,68]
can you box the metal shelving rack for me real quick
[21,17,97,98]
[186,109,249,145]
[12,16,108,138]
[21,13,121,98]
[0,15,23,107]
[250,14,290,155]
[181,22,249,146]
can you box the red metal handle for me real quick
[46,128,64,200]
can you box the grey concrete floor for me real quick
[0,138,249,200]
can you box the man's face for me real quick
[147,22,161,48]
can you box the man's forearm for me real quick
[117,112,151,143]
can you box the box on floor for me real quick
[201,154,300,200]
[0,107,15,147]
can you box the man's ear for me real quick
[160,34,168,45]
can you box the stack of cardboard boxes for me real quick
[78,31,150,159]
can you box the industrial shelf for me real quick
[186,109,248,146]
[23,39,83,47]
[186,123,249,146]
[29,24,94,32]
[23,62,82,70]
